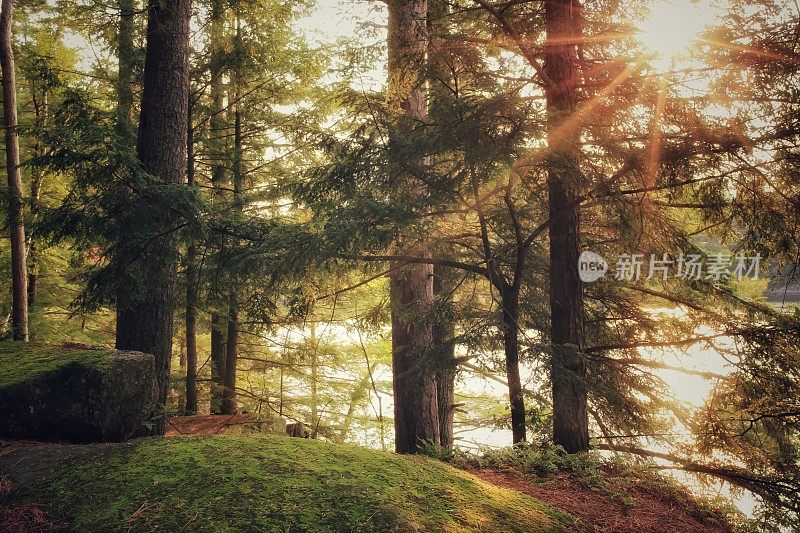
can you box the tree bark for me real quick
[427,0,456,451]
[115,0,191,435]
[210,313,226,414]
[0,0,28,341]
[26,76,47,308]
[432,265,456,449]
[387,0,440,454]
[501,286,527,443]
[116,0,136,141]
[207,0,227,414]
[390,262,440,452]
[221,34,243,416]
[185,95,198,415]
[220,295,238,414]
[545,0,589,453]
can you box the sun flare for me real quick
[638,0,707,63]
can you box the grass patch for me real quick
[16,435,579,532]
[0,341,110,389]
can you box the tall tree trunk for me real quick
[185,95,198,415]
[115,0,191,435]
[26,79,47,308]
[545,0,589,453]
[221,35,242,416]
[387,0,440,454]
[0,0,28,341]
[210,313,226,413]
[116,0,136,140]
[207,0,227,414]
[427,0,456,451]
[432,265,456,449]
[501,286,526,443]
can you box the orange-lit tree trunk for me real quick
[387,0,440,453]
[545,0,589,453]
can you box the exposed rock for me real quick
[0,343,157,443]
[285,421,312,438]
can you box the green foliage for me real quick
[35,88,206,311]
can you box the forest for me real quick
[0,0,799,530]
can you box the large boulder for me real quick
[0,342,158,443]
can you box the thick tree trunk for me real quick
[0,0,28,341]
[185,97,198,415]
[435,362,454,449]
[208,0,226,208]
[115,0,190,435]
[545,0,589,453]
[432,265,455,449]
[501,287,527,443]
[387,0,440,454]
[390,262,440,452]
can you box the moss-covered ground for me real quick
[0,341,109,389]
[6,435,581,532]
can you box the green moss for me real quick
[0,341,110,388]
[26,435,580,532]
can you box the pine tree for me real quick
[386,0,441,453]
[115,0,191,435]
[544,0,589,453]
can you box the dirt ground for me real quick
[471,469,732,533]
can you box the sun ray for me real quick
[546,60,646,154]
[698,37,800,64]
[513,59,648,174]
[644,77,668,192]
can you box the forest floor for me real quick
[470,469,731,533]
[0,427,734,532]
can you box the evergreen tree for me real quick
[115,0,191,435]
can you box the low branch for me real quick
[586,333,727,354]
[589,353,727,380]
[354,254,490,278]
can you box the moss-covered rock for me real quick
[1,435,581,532]
[0,341,157,443]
